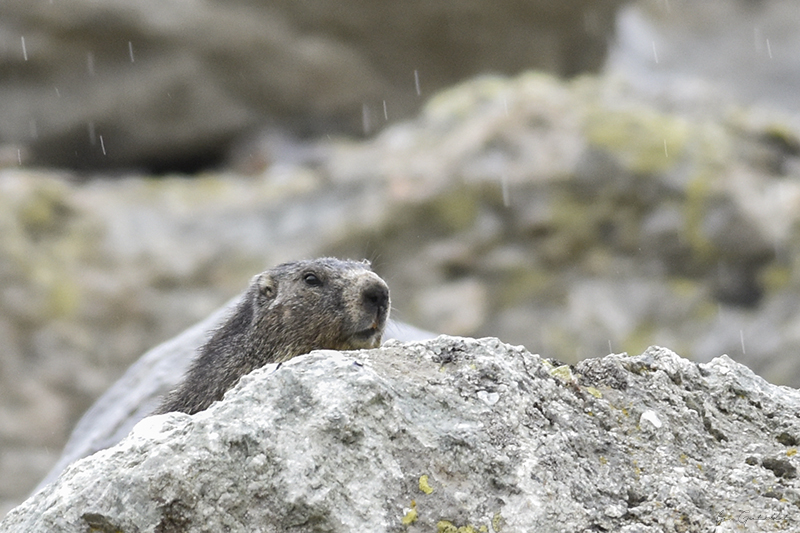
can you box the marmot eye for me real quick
[303,272,322,287]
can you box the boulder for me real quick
[0,0,622,170]
[3,337,799,532]
[33,305,436,491]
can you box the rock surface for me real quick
[34,308,436,491]
[3,337,800,532]
[0,0,621,170]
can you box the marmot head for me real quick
[154,258,391,415]
[246,258,390,361]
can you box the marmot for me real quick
[154,258,390,415]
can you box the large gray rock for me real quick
[0,0,622,170]
[33,305,436,491]
[4,337,799,532]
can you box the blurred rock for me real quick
[0,0,622,171]
[414,278,488,335]
[4,340,800,532]
[324,72,800,382]
[608,0,800,115]
[6,69,800,515]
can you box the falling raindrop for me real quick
[652,42,659,64]
[608,340,613,354]
[414,70,421,96]
[128,41,135,63]
[54,87,60,98]
[21,36,28,61]
[663,139,668,158]
[17,149,22,165]
[740,330,746,354]
[383,100,388,121]
[766,39,773,59]
[100,135,107,155]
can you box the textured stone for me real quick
[4,337,800,532]
[34,307,435,491]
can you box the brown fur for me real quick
[155,258,390,415]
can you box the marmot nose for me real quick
[362,281,389,315]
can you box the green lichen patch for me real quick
[436,520,483,533]
[585,386,603,399]
[550,364,575,383]
[418,474,434,495]
[584,106,690,175]
[16,179,75,239]
[401,506,418,525]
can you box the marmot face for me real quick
[247,258,391,362]
[155,258,390,415]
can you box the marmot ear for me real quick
[360,259,372,268]
[255,272,276,299]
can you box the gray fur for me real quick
[154,258,390,415]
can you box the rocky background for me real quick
[2,0,800,517]
[0,0,619,171]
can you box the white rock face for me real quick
[3,337,799,532]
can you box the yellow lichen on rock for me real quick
[418,474,434,495]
